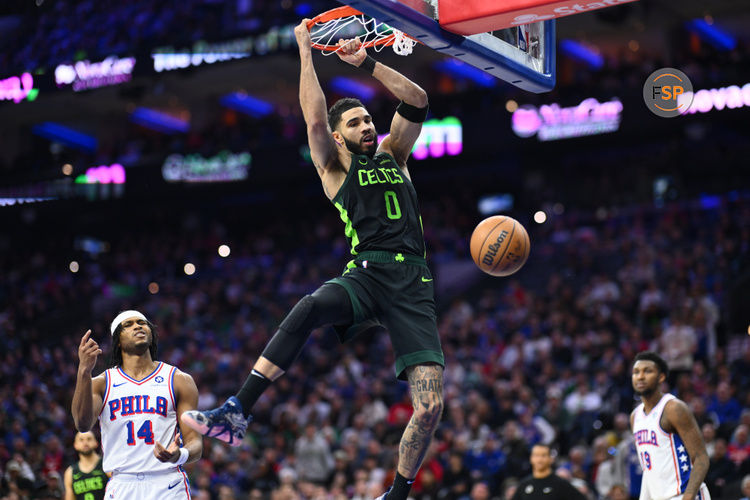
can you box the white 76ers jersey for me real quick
[633,394,704,500]
[98,362,180,473]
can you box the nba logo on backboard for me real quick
[517,26,528,52]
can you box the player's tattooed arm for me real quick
[663,400,709,500]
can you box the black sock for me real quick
[386,472,413,500]
[235,370,271,418]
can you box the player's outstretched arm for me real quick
[156,370,202,465]
[71,330,105,431]
[336,38,427,168]
[294,20,339,176]
[664,400,709,500]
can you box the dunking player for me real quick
[631,351,710,500]
[63,431,109,500]
[182,19,444,500]
[71,311,202,499]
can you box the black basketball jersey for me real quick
[71,457,108,500]
[332,152,425,257]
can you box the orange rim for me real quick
[306,5,416,52]
[306,6,364,30]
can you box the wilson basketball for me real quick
[470,216,530,276]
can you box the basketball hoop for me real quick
[306,6,418,56]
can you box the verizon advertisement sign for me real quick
[438,0,639,35]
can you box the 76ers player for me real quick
[72,311,202,499]
[630,351,710,500]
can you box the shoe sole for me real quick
[181,413,244,447]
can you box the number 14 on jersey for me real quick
[126,420,154,445]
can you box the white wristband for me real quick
[175,447,189,466]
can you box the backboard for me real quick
[336,0,556,93]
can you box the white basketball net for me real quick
[309,13,417,56]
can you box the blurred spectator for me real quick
[659,311,697,385]
[706,438,738,499]
[510,444,585,500]
[702,422,718,458]
[293,423,333,485]
[740,474,750,500]
[36,470,64,499]
[563,377,602,442]
[708,382,743,429]
[729,425,750,467]
[1,459,34,498]
[500,478,519,500]
[604,483,628,500]
[440,451,472,500]
[469,482,489,500]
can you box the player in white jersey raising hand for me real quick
[630,351,710,500]
[71,310,202,499]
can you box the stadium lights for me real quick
[69,261,80,273]
[130,107,189,134]
[32,122,97,153]
[686,19,736,51]
[433,59,496,88]
[184,263,196,275]
[534,210,547,224]
[559,39,604,69]
[329,77,376,101]
[220,92,274,118]
[218,245,231,257]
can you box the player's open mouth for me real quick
[362,135,374,146]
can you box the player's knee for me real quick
[413,398,443,429]
[279,294,318,334]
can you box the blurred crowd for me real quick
[0,0,318,75]
[1,181,749,499]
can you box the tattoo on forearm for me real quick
[398,365,444,477]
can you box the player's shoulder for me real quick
[515,474,535,488]
[374,150,396,160]
[630,402,643,422]
[663,395,690,416]
[91,370,108,392]
[171,367,198,388]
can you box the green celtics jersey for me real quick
[71,458,108,500]
[332,152,425,256]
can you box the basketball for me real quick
[470,216,530,276]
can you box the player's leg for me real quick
[238,282,354,405]
[181,283,353,445]
[382,363,444,500]
[378,263,444,500]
